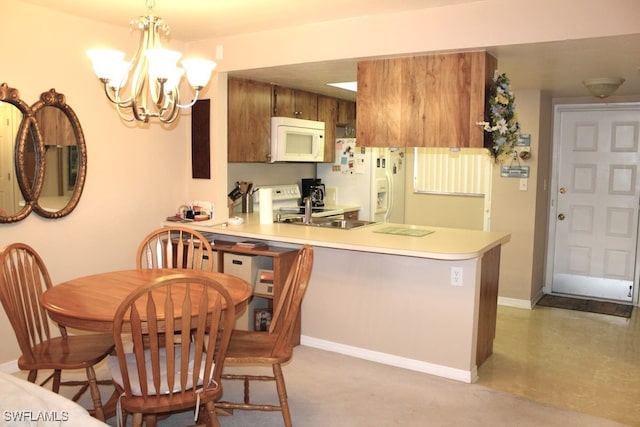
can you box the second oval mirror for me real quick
[30,89,87,219]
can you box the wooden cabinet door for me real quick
[273,86,318,120]
[273,86,295,118]
[295,90,318,120]
[337,99,356,126]
[356,58,403,147]
[228,77,273,162]
[357,52,496,148]
[317,96,338,163]
[402,52,495,148]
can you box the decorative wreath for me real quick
[477,72,520,163]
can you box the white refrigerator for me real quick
[317,138,406,223]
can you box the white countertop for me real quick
[172,213,510,261]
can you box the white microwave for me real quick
[270,116,325,163]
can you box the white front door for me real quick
[547,103,640,302]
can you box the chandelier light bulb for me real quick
[87,49,126,81]
[183,59,217,88]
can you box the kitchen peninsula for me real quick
[171,214,510,383]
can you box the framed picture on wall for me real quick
[254,308,272,332]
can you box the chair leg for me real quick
[52,369,62,393]
[27,370,37,383]
[131,413,143,427]
[85,366,105,422]
[144,414,157,427]
[204,401,220,427]
[273,363,292,427]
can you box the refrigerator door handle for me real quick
[384,170,393,221]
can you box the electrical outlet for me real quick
[450,267,463,286]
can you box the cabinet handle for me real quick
[232,259,243,265]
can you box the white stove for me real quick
[254,184,343,219]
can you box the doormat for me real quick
[537,294,633,318]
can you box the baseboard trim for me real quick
[300,335,476,383]
[0,360,18,374]
[498,296,534,309]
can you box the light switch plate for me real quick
[519,179,528,191]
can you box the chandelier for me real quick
[87,0,216,124]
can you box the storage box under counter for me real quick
[223,252,271,331]
[210,240,301,342]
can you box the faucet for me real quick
[303,197,312,224]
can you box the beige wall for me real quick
[490,90,547,304]
[2,0,639,365]
[0,1,196,365]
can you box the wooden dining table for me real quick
[40,268,253,332]
[39,268,252,421]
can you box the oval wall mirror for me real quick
[30,89,87,219]
[0,83,41,223]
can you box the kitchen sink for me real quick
[278,217,376,230]
[319,219,376,229]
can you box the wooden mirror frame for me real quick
[0,83,43,223]
[30,89,87,219]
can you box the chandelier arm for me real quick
[100,83,135,122]
[155,79,168,108]
[175,89,201,109]
[156,87,179,123]
[163,98,180,123]
[114,105,136,122]
[103,85,133,109]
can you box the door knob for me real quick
[558,214,565,220]
[559,187,566,194]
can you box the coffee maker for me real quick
[301,178,325,207]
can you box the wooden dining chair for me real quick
[136,226,215,271]
[0,242,115,422]
[108,272,235,427]
[216,245,314,427]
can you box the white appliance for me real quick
[252,184,343,219]
[269,117,325,163]
[317,139,406,223]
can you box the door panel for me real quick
[0,104,19,216]
[550,105,640,302]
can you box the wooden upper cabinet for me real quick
[336,99,356,126]
[317,96,338,163]
[357,51,496,148]
[356,58,403,147]
[273,86,318,120]
[228,77,273,162]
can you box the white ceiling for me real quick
[18,0,640,101]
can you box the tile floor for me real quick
[477,304,640,426]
